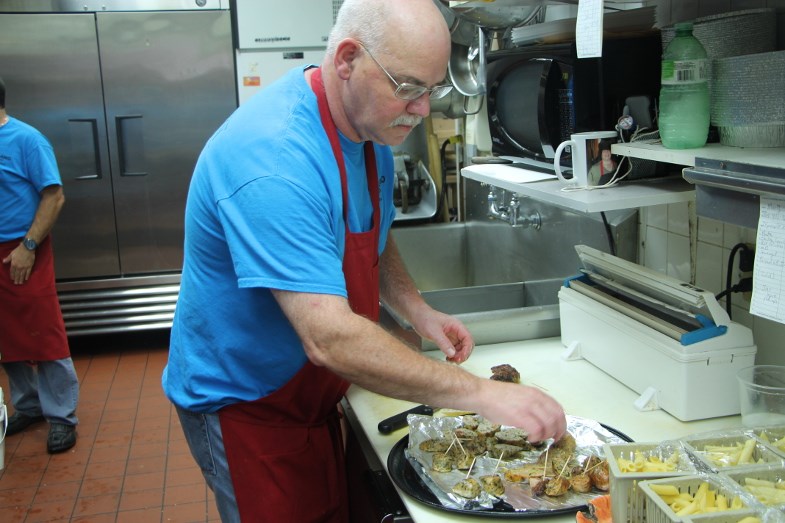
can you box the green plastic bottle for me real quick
[658,23,710,149]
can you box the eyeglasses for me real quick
[358,42,453,101]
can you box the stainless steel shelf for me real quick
[612,141,785,169]
[612,140,785,228]
[461,164,694,214]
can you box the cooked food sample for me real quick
[569,468,593,493]
[480,474,505,497]
[476,419,501,439]
[454,427,479,440]
[431,452,455,472]
[545,475,571,497]
[456,453,476,471]
[490,364,521,383]
[538,446,575,475]
[448,437,486,457]
[530,476,547,496]
[495,428,531,449]
[452,478,482,499]
[419,438,452,452]
[504,462,554,482]
[552,432,577,454]
[461,415,480,431]
[488,443,525,460]
[586,457,610,491]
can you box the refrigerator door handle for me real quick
[68,117,102,180]
[115,114,148,177]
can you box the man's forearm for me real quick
[25,185,65,243]
[378,236,429,324]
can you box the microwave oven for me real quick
[485,34,662,161]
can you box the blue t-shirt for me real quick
[0,117,62,241]
[163,67,397,412]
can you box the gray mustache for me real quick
[390,115,422,127]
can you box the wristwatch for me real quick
[23,237,38,251]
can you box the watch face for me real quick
[23,238,37,250]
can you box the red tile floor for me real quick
[0,330,220,522]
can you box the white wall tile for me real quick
[698,216,724,247]
[723,223,745,249]
[696,241,723,295]
[643,225,668,274]
[666,231,691,281]
[667,202,690,238]
[647,204,668,231]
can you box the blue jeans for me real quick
[2,357,79,425]
[175,405,240,523]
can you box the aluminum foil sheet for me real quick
[404,414,628,513]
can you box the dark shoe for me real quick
[47,423,77,454]
[6,412,45,436]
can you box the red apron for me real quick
[0,236,70,362]
[218,67,380,522]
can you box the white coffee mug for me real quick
[553,131,619,188]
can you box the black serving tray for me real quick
[387,423,632,518]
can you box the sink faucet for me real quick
[487,187,542,229]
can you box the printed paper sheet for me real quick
[576,0,604,58]
[750,197,785,324]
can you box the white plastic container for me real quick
[605,442,693,522]
[560,285,757,421]
[737,366,785,427]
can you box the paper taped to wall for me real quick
[751,197,785,324]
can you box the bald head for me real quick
[326,0,451,57]
[317,0,452,145]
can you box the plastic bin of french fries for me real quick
[750,426,785,459]
[680,510,768,523]
[638,474,755,523]
[605,442,696,523]
[722,467,785,508]
[682,434,785,473]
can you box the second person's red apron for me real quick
[0,236,70,362]
[218,67,381,522]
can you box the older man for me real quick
[163,1,566,521]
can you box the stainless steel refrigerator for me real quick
[0,0,237,335]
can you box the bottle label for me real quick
[661,59,708,85]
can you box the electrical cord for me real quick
[558,126,657,194]
[716,242,754,319]
[600,212,616,256]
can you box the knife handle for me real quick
[378,404,434,434]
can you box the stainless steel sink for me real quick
[380,222,563,349]
[380,208,638,349]
[380,279,562,350]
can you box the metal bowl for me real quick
[438,0,541,30]
[447,27,486,97]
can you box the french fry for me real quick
[649,484,680,496]
[651,481,744,516]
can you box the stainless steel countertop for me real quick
[345,336,742,523]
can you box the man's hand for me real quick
[476,381,567,444]
[2,245,35,285]
[412,309,474,363]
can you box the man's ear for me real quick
[334,40,363,80]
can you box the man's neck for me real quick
[0,109,8,127]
